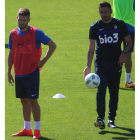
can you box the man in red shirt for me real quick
[7,8,57,139]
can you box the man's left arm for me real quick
[36,39,57,68]
[118,20,132,66]
[118,34,132,66]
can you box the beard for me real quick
[19,24,28,30]
[102,16,111,22]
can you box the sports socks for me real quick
[34,121,41,130]
[24,121,31,131]
[24,121,41,130]
[126,72,131,83]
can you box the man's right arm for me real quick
[83,39,95,78]
[7,49,14,85]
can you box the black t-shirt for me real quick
[89,18,129,62]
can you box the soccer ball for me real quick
[85,73,100,89]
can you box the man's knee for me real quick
[20,98,30,106]
[29,99,39,107]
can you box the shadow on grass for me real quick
[112,137,134,139]
[5,44,8,48]
[39,136,54,140]
[99,127,135,139]
[119,87,135,91]
[17,136,54,140]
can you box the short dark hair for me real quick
[17,8,30,17]
[99,2,112,11]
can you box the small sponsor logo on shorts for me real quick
[31,94,36,97]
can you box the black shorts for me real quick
[15,67,40,99]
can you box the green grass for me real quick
[5,0,135,140]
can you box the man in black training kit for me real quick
[84,2,132,129]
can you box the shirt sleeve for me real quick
[120,20,129,37]
[8,33,12,49]
[89,24,96,40]
[36,29,51,45]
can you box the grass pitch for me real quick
[5,0,135,139]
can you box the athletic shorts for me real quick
[123,31,135,52]
[15,67,40,99]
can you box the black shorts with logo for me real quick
[15,67,40,99]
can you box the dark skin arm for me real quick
[118,34,132,66]
[83,39,95,78]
